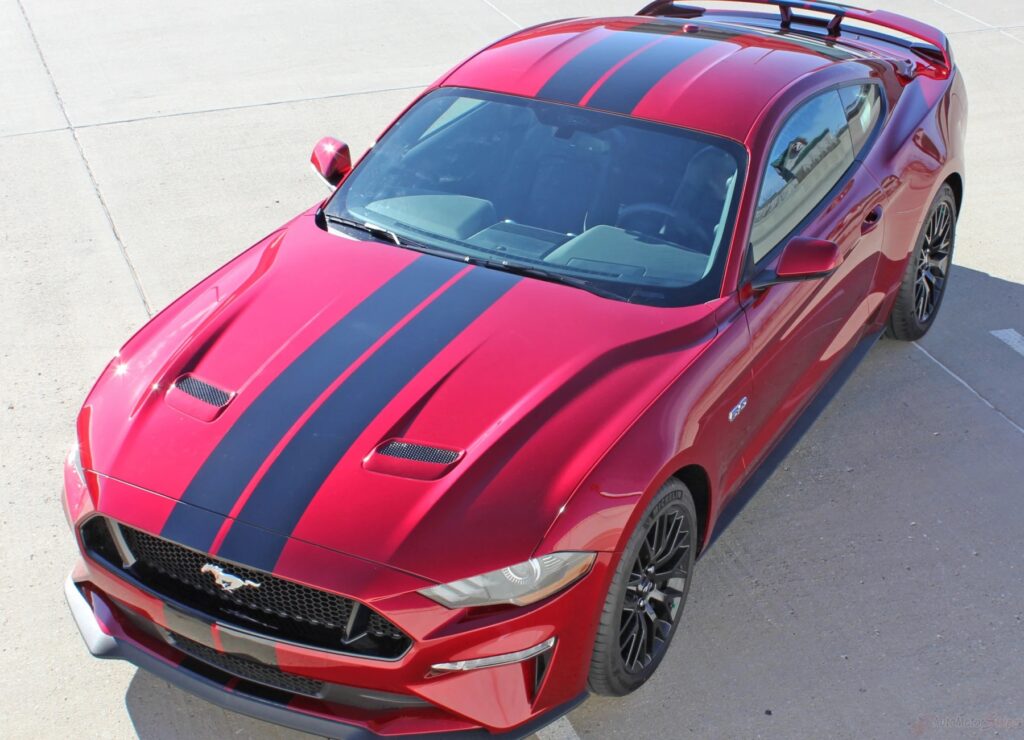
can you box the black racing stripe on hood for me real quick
[160,256,462,552]
[214,267,520,571]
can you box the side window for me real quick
[750,90,855,263]
[838,84,883,155]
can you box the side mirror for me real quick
[310,137,352,189]
[751,237,843,290]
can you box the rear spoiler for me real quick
[637,0,953,71]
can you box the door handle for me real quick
[861,205,883,234]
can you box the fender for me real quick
[536,294,753,558]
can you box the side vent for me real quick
[364,439,463,480]
[165,375,234,421]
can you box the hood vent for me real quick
[166,375,234,421]
[377,440,459,465]
[175,376,231,407]
[364,439,463,480]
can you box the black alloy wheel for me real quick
[588,478,696,696]
[913,198,954,323]
[887,183,958,341]
[619,506,690,674]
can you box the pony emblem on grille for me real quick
[201,563,261,592]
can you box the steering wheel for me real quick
[617,202,712,250]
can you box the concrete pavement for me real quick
[1,1,1022,738]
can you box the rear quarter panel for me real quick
[862,66,966,321]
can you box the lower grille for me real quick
[81,517,409,658]
[171,632,324,697]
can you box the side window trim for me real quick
[742,79,887,278]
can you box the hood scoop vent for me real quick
[176,376,232,407]
[378,440,459,465]
[364,439,463,480]
[166,375,234,421]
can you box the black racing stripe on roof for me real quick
[584,34,718,114]
[537,21,685,105]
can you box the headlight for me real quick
[419,552,595,608]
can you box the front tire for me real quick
[886,183,957,341]
[587,478,697,696]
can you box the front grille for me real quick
[124,527,354,628]
[378,440,459,465]
[175,375,231,407]
[82,517,410,659]
[171,632,324,697]
[367,611,406,641]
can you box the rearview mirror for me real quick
[751,237,843,290]
[310,137,352,189]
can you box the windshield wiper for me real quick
[324,214,404,246]
[323,215,621,300]
[473,259,622,300]
[324,213,469,261]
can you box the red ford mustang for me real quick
[64,1,966,736]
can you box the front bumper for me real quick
[65,576,585,738]
[63,465,607,737]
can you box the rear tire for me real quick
[886,184,957,341]
[587,478,697,696]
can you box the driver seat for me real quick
[663,146,737,254]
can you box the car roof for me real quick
[442,15,879,143]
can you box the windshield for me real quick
[325,88,746,306]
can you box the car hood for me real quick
[80,213,721,583]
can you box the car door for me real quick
[739,83,887,470]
